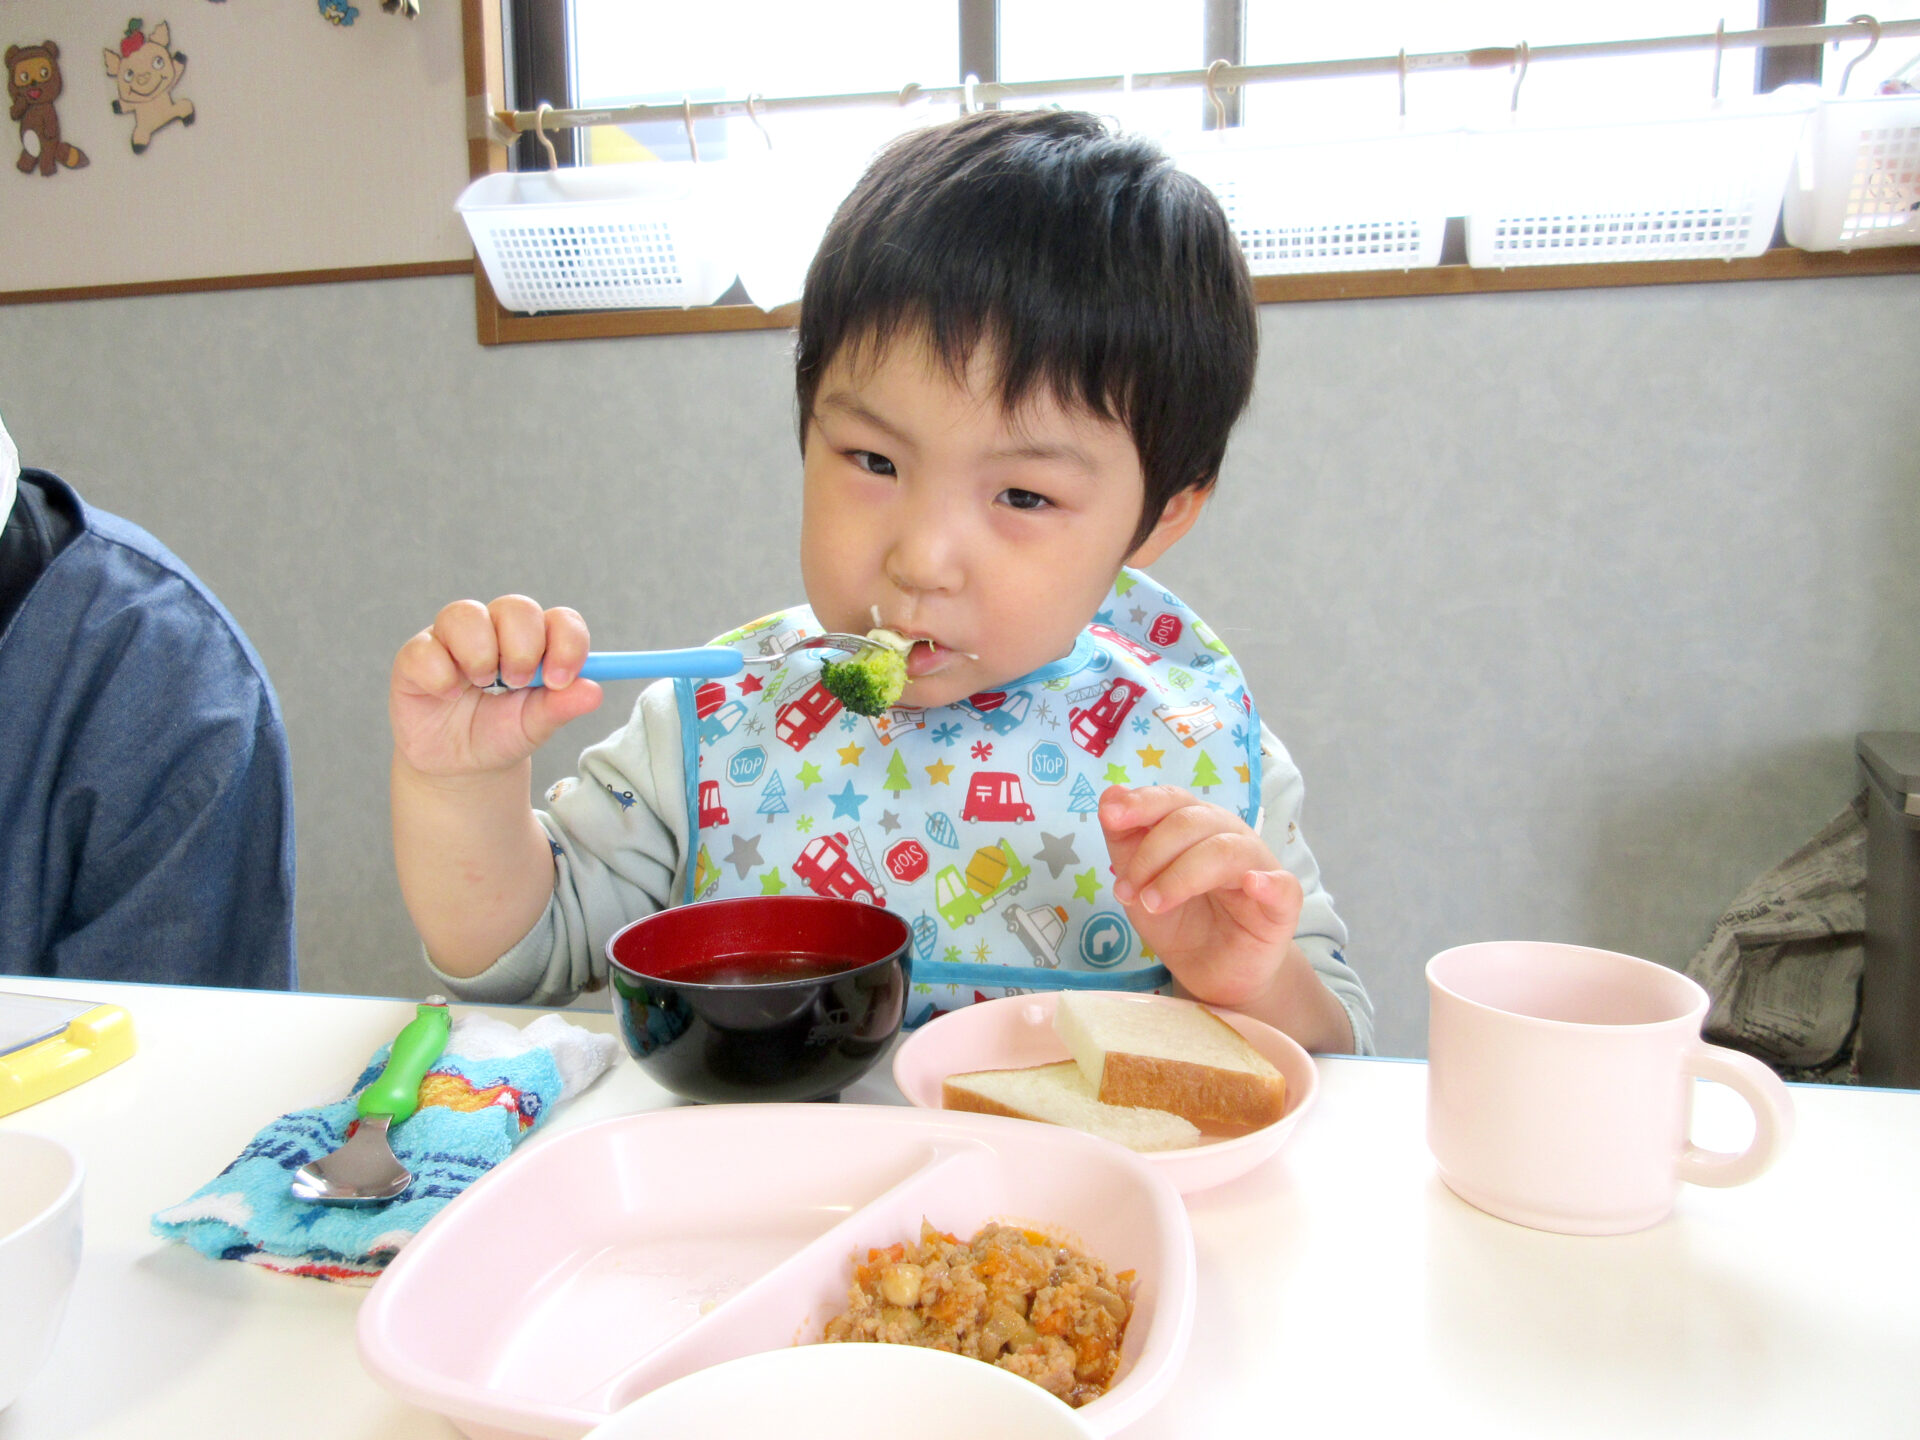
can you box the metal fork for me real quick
[484,633,881,691]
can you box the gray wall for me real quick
[2,272,1915,1057]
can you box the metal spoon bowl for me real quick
[290,1115,412,1206]
[291,998,451,1207]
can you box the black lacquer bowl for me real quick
[606,896,911,1103]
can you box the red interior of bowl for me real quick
[608,896,911,985]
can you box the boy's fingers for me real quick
[1109,797,1262,902]
[1239,867,1304,929]
[1214,870,1304,949]
[1098,783,1201,837]
[521,678,602,747]
[1121,828,1259,915]
[1147,861,1301,950]
[488,594,549,690]
[539,606,591,688]
[393,628,465,699]
[432,599,501,689]
[1099,784,1205,879]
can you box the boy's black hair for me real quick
[796,108,1258,549]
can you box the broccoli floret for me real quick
[819,633,910,716]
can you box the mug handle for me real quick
[1675,1041,1796,1188]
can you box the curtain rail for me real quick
[483,16,1920,139]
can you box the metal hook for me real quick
[1205,58,1232,130]
[1841,14,1882,95]
[1712,19,1726,100]
[963,73,979,114]
[898,81,923,106]
[745,92,772,150]
[533,101,557,171]
[1397,47,1408,118]
[1510,41,1530,112]
[682,96,700,162]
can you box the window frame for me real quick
[463,0,1920,347]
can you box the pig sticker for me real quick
[103,19,193,154]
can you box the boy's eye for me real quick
[999,488,1052,512]
[851,450,897,477]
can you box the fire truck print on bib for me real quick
[674,570,1262,1027]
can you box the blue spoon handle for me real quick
[527,648,746,687]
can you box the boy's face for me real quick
[801,333,1202,711]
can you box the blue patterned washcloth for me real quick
[152,1011,619,1284]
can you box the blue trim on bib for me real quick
[672,677,701,904]
[907,960,1173,991]
[1244,719,1263,829]
[999,631,1099,689]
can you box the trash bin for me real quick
[1856,733,1920,1088]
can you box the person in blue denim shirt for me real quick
[0,408,295,987]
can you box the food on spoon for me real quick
[1053,992,1286,1128]
[821,1219,1133,1408]
[942,1060,1200,1151]
[819,628,912,716]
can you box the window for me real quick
[1002,0,1206,140]
[569,4,950,167]
[1245,3,1766,132]
[466,0,1920,345]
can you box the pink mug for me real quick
[1426,941,1794,1236]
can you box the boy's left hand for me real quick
[1098,784,1302,1009]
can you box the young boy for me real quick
[391,110,1373,1054]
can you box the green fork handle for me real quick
[356,999,452,1126]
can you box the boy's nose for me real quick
[884,498,965,599]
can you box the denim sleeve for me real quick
[31,557,296,988]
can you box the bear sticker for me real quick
[8,42,89,177]
[104,18,193,155]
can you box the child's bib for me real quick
[673,569,1261,1026]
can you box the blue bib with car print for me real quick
[672,569,1262,1028]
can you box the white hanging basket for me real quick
[456,162,739,314]
[1178,127,1457,275]
[1782,91,1920,251]
[1463,93,1817,267]
[722,150,871,311]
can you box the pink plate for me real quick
[358,1103,1193,1440]
[892,991,1319,1194]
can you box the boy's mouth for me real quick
[904,640,957,679]
[867,608,977,681]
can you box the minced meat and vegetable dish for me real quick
[820,1220,1134,1407]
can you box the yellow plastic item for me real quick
[0,994,136,1117]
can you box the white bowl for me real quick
[0,1132,83,1412]
[584,1342,1099,1439]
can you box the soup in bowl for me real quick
[606,896,911,1103]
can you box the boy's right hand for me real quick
[391,595,603,779]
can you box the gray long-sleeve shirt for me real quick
[430,679,1375,1054]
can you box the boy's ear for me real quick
[1127,485,1209,568]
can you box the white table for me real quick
[2,976,1916,1439]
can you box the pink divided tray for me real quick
[357,1104,1194,1439]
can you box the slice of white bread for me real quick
[941,1061,1202,1152]
[1053,993,1287,1129]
